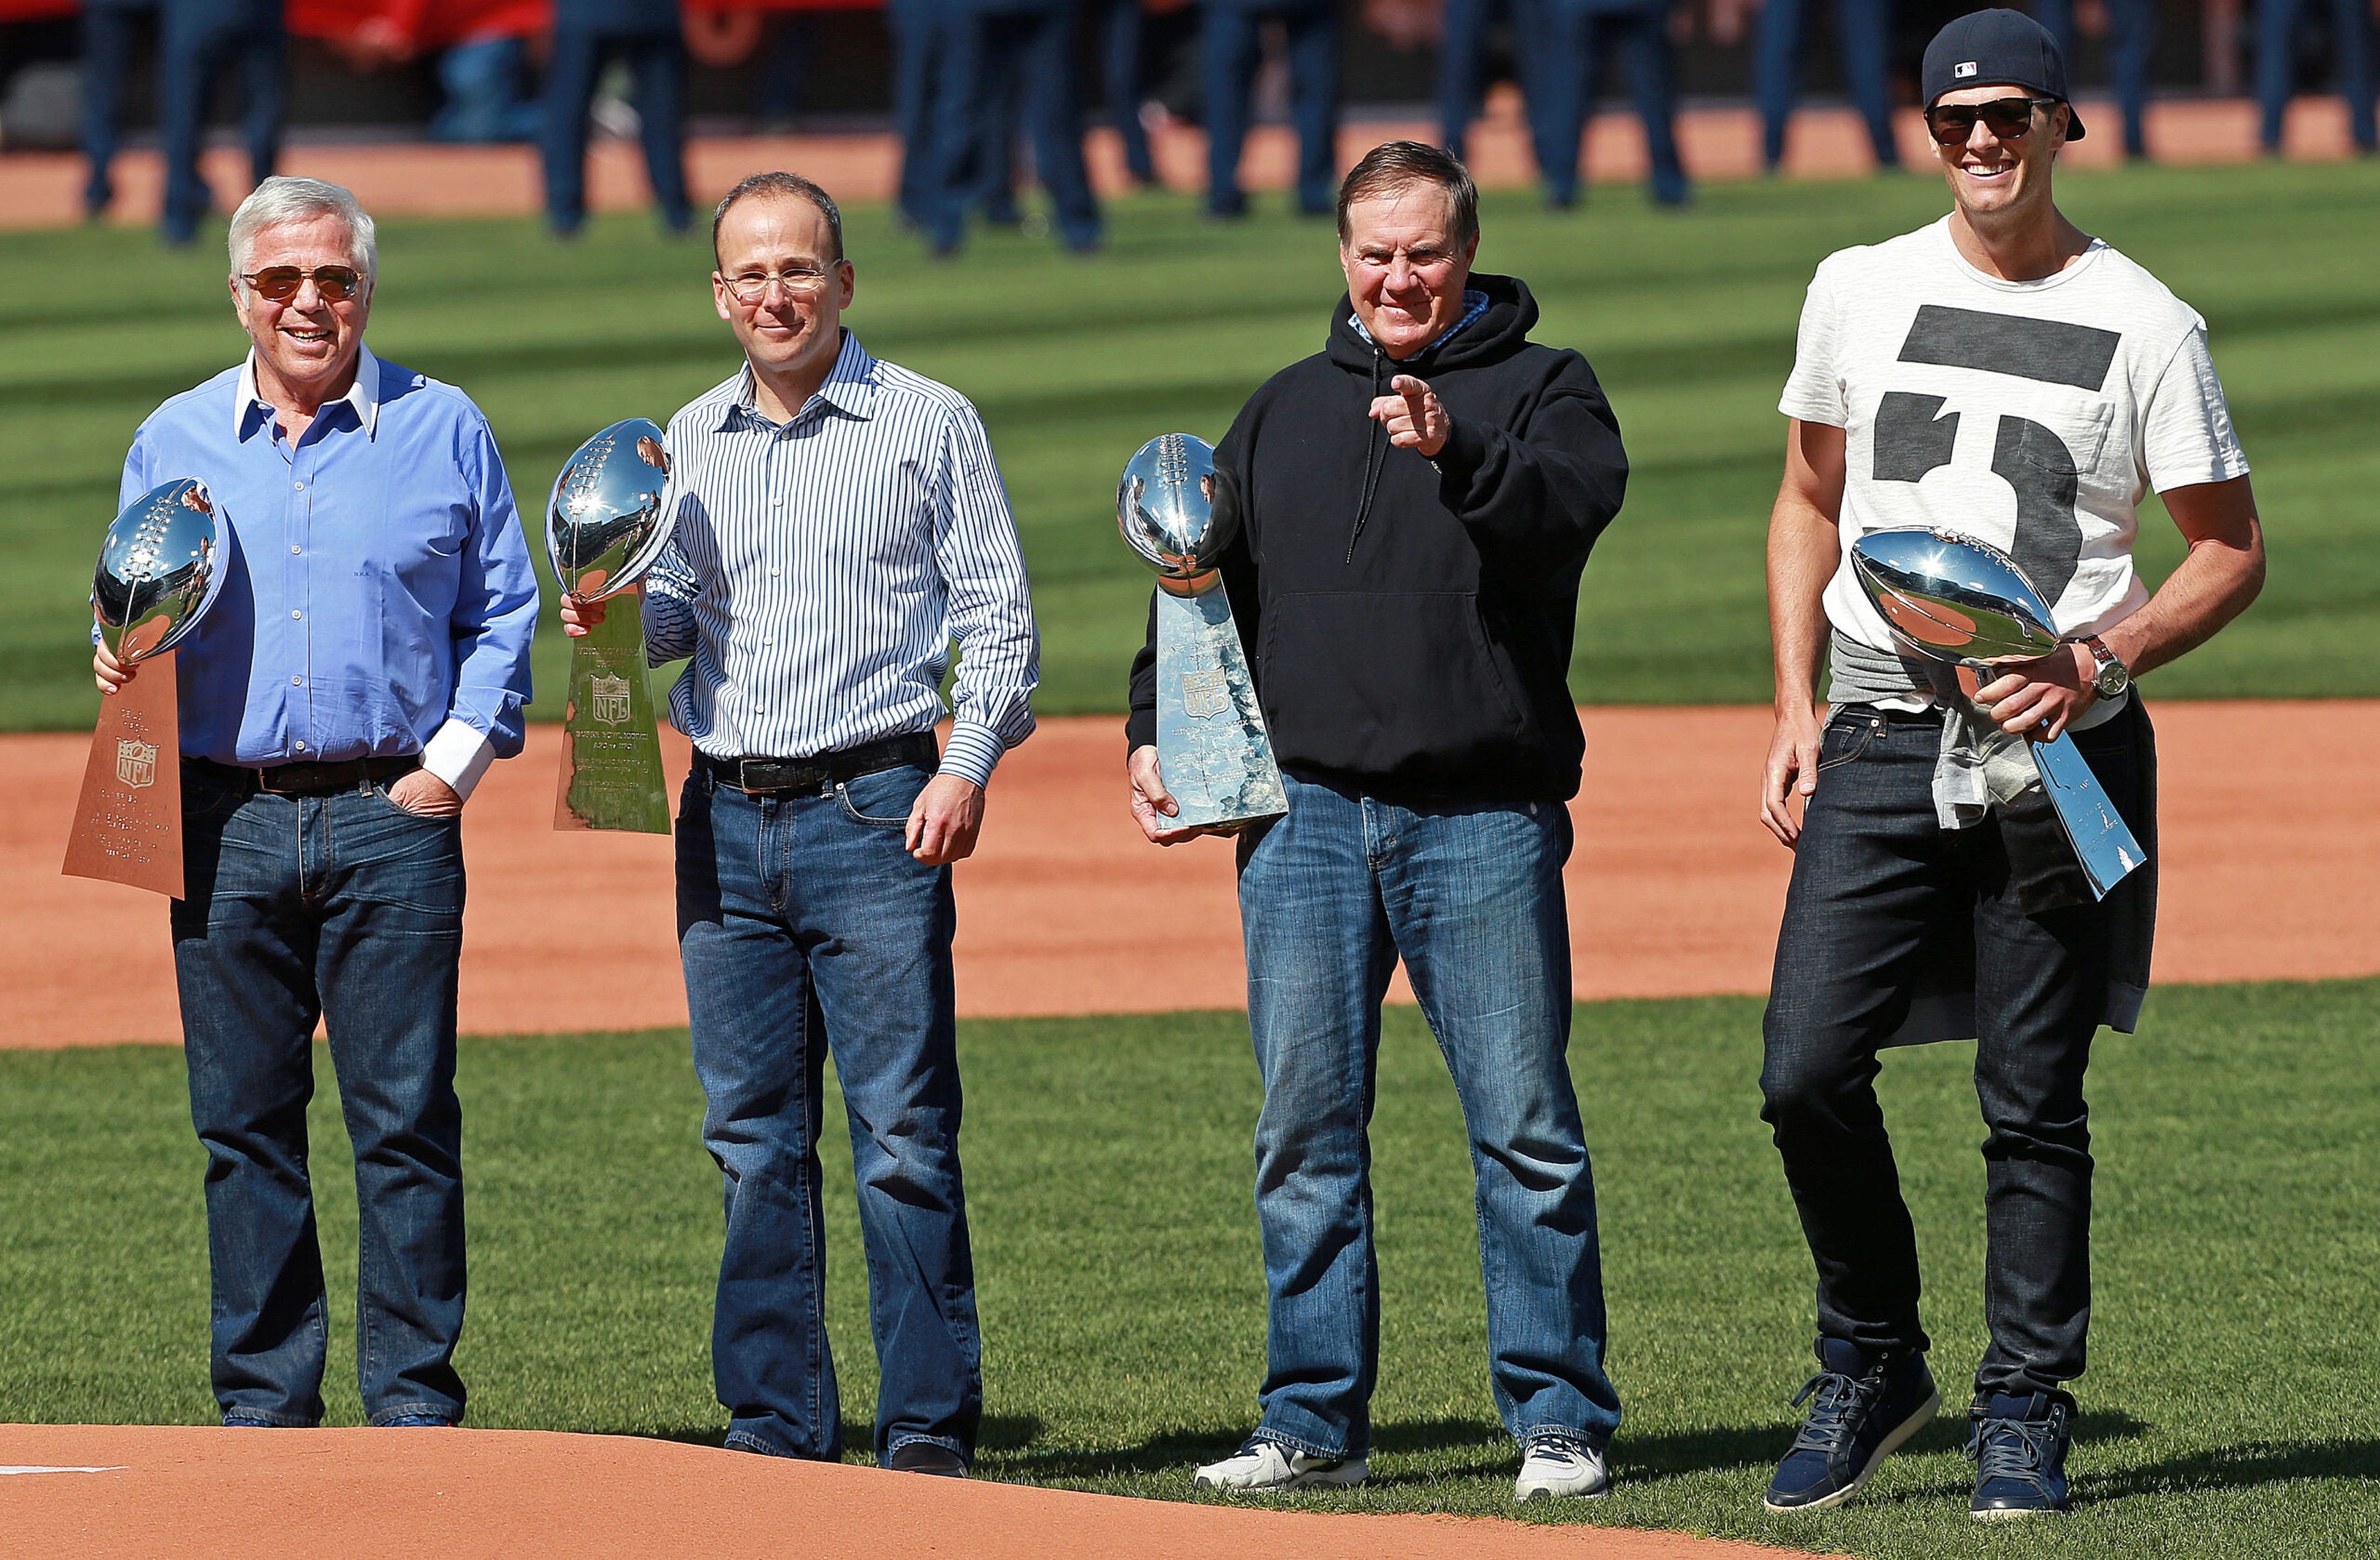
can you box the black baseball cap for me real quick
[1921,8,2087,139]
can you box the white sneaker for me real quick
[1194,1437,1368,1491]
[1515,1433,1611,1501]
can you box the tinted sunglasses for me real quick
[1924,95,2058,145]
[239,265,364,302]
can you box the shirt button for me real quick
[294,741,307,752]
[770,568,780,577]
[294,482,305,491]
[291,545,302,555]
[772,496,784,507]
[761,638,774,646]
[291,676,302,686]
[291,610,302,619]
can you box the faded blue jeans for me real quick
[676,760,981,1463]
[1234,773,1620,1458]
[170,761,469,1427]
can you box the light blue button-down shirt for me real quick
[117,345,540,796]
[644,331,1038,788]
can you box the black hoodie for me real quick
[1127,272,1627,806]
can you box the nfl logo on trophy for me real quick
[591,675,632,727]
[1180,667,1230,721]
[115,738,158,789]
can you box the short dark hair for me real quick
[711,171,845,266]
[1335,141,1480,249]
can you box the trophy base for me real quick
[63,651,184,896]
[1154,583,1287,830]
[555,596,672,834]
[2032,730,2146,899]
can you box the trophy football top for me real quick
[93,478,227,664]
[548,417,676,602]
[1117,432,1237,583]
[1851,527,2062,666]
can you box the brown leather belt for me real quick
[189,754,423,797]
[697,732,938,796]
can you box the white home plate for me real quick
[0,1465,123,1475]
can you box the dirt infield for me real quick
[9,702,2376,1050]
[1,94,2369,232]
[0,1424,1818,1560]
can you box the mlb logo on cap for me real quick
[1954,60,1978,77]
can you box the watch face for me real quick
[2096,663,2130,698]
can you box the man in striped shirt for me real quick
[563,170,1038,1477]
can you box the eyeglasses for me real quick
[721,266,839,303]
[1925,96,2058,145]
[239,265,364,302]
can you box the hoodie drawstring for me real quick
[1348,345,1387,564]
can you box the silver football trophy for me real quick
[1851,527,2145,899]
[65,478,229,895]
[549,419,677,833]
[1118,433,1286,829]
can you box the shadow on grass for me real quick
[983,1417,1514,1483]
[635,1413,1047,1461]
[2085,1437,2380,1502]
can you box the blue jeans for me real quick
[1529,0,1690,206]
[158,0,285,243]
[676,761,981,1462]
[1234,773,1620,1457]
[169,762,469,1426]
[1752,0,1898,171]
[538,25,691,233]
[2036,0,2158,158]
[1762,704,2154,1399]
[930,0,1102,253]
[1203,0,1341,216]
[2254,0,2378,152]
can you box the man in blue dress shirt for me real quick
[563,171,1038,1475]
[95,177,540,1430]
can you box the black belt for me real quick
[189,754,422,797]
[698,732,939,796]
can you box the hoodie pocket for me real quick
[1258,590,1537,782]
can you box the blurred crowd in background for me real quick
[0,0,2372,248]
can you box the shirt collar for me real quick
[1346,288,1493,359]
[720,329,878,432]
[233,340,381,442]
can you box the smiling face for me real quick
[230,214,371,403]
[712,192,854,392]
[1932,85,2069,225]
[1340,184,1478,362]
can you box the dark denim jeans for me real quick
[676,761,981,1463]
[1233,773,1620,1458]
[170,762,468,1426]
[1762,704,2152,1400]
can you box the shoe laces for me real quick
[1787,1367,1888,1456]
[1965,1410,2063,1487]
[1526,1433,1593,1466]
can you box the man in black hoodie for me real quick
[1125,141,1630,1501]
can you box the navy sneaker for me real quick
[1966,1392,2072,1519]
[1763,1339,1940,1513]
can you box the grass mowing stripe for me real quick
[0,159,2375,727]
[2,979,2374,1556]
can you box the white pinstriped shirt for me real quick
[643,330,1038,787]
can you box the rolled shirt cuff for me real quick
[421,717,498,801]
[938,721,1007,789]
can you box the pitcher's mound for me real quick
[0,1423,1817,1559]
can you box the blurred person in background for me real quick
[79,0,159,221]
[1098,0,1160,185]
[928,0,1102,252]
[889,0,955,228]
[1203,0,1342,217]
[1753,0,1901,173]
[1438,0,1533,163]
[2254,0,2376,155]
[541,0,691,236]
[1528,0,1691,207]
[2033,0,2155,160]
[159,0,287,245]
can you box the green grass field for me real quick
[3,980,2375,1557]
[1,157,2376,729]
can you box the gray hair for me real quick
[228,177,378,284]
[1337,141,1480,250]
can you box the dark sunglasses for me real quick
[1924,95,2058,145]
[239,265,364,303]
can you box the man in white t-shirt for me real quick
[1753,9,2265,1522]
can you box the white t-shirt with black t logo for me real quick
[1780,214,2249,677]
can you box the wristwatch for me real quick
[2074,634,2131,700]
